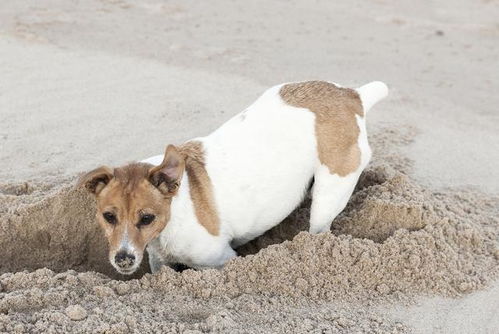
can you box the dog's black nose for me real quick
[114,251,135,268]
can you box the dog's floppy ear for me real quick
[149,145,185,196]
[77,166,114,196]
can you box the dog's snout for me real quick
[114,251,136,268]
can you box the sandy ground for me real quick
[0,0,498,333]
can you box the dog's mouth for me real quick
[111,262,140,275]
[115,267,137,275]
[110,253,142,276]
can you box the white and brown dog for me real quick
[79,80,388,275]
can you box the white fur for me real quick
[142,81,387,271]
[357,81,388,113]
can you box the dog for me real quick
[78,80,388,275]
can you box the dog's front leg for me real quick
[148,251,166,274]
[146,239,174,274]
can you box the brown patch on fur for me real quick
[149,145,185,196]
[280,81,364,176]
[179,141,220,236]
[81,163,172,265]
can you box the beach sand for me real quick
[0,0,498,332]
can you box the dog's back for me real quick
[199,80,387,243]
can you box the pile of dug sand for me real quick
[0,132,498,333]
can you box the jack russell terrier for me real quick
[79,80,388,275]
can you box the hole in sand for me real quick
[0,164,495,293]
[0,167,420,278]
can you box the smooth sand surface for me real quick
[0,0,498,333]
[1,0,498,193]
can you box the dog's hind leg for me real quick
[308,165,361,234]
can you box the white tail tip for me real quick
[357,81,388,113]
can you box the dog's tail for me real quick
[356,81,388,113]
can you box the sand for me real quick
[1,129,498,332]
[1,0,499,333]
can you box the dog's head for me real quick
[78,145,184,275]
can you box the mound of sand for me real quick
[0,157,498,332]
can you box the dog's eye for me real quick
[103,212,117,224]
[138,214,155,227]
